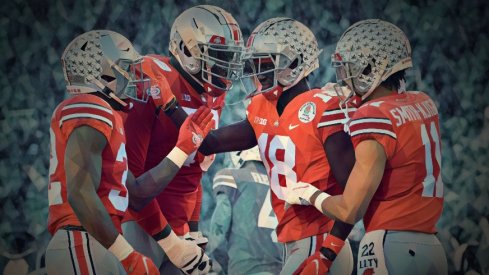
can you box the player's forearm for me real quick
[313,194,360,224]
[312,142,386,223]
[128,151,183,211]
[68,185,119,248]
[165,103,187,127]
[199,119,257,155]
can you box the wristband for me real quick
[314,192,330,213]
[108,234,134,261]
[167,147,189,168]
[163,98,179,115]
[323,234,345,256]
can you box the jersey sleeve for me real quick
[58,99,115,141]
[316,98,356,143]
[212,169,238,202]
[123,101,157,177]
[348,105,397,159]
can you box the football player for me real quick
[284,19,448,274]
[207,146,283,274]
[46,30,213,275]
[121,5,244,270]
[199,18,356,274]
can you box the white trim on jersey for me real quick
[322,108,357,116]
[213,174,238,189]
[350,128,397,139]
[67,231,82,275]
[62,103,113,114]
[81,232,95,275]
[214,174,235,183]
[59,113,113,128]
[213,181,238,189]
[318,119,345,127]
[349,117,392,126]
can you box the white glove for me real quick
[285,181,320,206]
[185,231,209,249]
[158,231,212,274]
[177,241,211,275]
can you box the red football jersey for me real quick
[246,89,356,242]
[123,55,225,234]
[348,91,443,233]
[48,94,129,235]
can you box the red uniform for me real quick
[48,94,128,235]
[123,55,225,235]
[246,89,356,243]
[348,91,443,233]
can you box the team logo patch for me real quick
[298,102,316,123]
[192,132,203,145]
[147,85,161,99]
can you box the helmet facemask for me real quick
[198,40,244,96]
[241,50,303,99]
[241,18,321,100]
[96,57,150,107]
[332,50,388,101]
[124,58,151,103]
[168,5,246,98]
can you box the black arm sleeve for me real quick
[324,130,355,189]
[164,102,188,128]
[322,130,356,259]
[199,119,257,155]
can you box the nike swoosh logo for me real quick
[289,124,299,130]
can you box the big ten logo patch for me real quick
[253,116,267,126]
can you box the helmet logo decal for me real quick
[209,35,225,45]
[335,53,343,61]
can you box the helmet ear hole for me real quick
[180,41,192,57]
[289,57,299,70]
[101,75,116,82]
[288,53,302,70]
[362,63,372,76]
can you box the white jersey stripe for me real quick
[68,231,81,275]
[318,119,345,127]
[349,118,392,126]
[62,103,113,114]
[214,175,235,183]
[60,113,113,128]
[350,128,397,139]
[322,108,357,116]
[213,181,238,189]
[81,232,94,275]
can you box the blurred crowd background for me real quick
[0,0,488,274]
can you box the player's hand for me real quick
[284,181,320,206]
[176,106,214,155]
[168,239,212,275]
[294,234,345,275]
[148,69,176,112]
[186,231,209,250]
[293,251,332,275]
[120,250,159,275]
